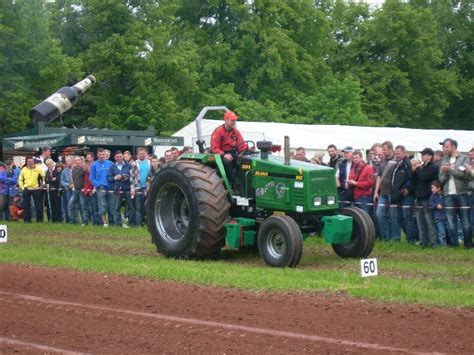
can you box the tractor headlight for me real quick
[313,197,322,206]
[327,196,336,205]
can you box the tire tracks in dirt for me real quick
[1,291,439,354]
[1,264,472,353]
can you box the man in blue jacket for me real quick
[107,151,134,227]
[90,148,114,227]
[0,159,20,220]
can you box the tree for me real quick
[410,0,473,129]
[345,0,459,128]
[0,0,80,135]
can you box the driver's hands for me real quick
[224,153,233,161]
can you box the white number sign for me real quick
[360,258,378,277]
[0,225,7,243]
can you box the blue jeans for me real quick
[376,194,401,241]
[134,187,147,227]
[354,195,372,216]
[82,194,100,225]
[444,194,472,248]
[435,220,448,246]
[415,198,437,247]
[470,194,474,235]
[67,190,87,224]
[398,195,417,244]
[68,190,85,224]
[61,189,73,222]
[97,190,116,225]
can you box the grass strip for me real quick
[0,223,472,308]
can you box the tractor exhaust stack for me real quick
[284,135,290,165]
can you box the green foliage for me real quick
[0,0,472,134]
[0,0,80,135]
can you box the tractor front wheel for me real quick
[332,207,375,258]
[146,160,230,259]
[258,215,303,267]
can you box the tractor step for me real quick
[225,217,256,249]
[321,215,353,244]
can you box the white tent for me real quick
[160,119,473,161]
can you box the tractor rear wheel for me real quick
[359,208,376,257]
[146,160,230,259]
[258,215,303,267]
[332,207,375,258]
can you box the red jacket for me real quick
[211,124,246,155]
[349,162,374,200]
[82,170,94,196]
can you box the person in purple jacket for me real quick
[90,148,114,227]
[429,181,448,246]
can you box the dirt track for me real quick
[1,264,472,354]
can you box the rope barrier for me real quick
[17,186,147,195]
[344,200,471,210]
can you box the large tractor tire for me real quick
[146,160,230,259]
[359,208,376,257]
[258,215,303,267]
[332,207,375,258]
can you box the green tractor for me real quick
[146,107,375,267]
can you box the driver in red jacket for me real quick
[211,111,247,193]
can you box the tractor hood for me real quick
[243,154,339,213]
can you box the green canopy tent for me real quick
[2,133,70,150]
[1,126,184,160]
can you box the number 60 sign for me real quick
[360,258,378,277]
[0,225,7,243]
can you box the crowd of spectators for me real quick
[0,146,191,228]
[1,139,473,249]
[294,139,474,249]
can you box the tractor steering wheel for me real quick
[239,140,256,156]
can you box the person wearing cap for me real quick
[335,146,354,207]
[18,156,46,223]
[413,148,439,247]
[438,138,472,248]
[211,110,247,191]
